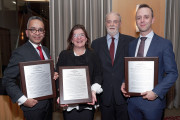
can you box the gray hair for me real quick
[105,12,121,22]
[27,16,44,29]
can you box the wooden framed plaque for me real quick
[124,57,158,96]
[19,59,56,100]
[59,66,92,104]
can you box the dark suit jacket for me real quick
[2,41,51,111]
[92,33,135,106]
[128,34,178,109]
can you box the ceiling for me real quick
[1,0,49,11]
[1,0,49,19]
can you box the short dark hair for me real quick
[137,4,154,18]
[67,24,91,50]
[27,16,44,29]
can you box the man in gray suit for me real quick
[2,16,52,120]
[92,12,135,120]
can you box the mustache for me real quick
[108,27,116,29]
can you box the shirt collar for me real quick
[29,40,42,49]
[107,33,119,41]
[140,30,154,39]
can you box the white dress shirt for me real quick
[106,33,119,59]
[135,31,154,57]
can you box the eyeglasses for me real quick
[27,28,45,34]
[106,20,119,24]
[73,33,85,38]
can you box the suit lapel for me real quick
[130,38,139,57]
[42,46,50,59]
[146,34,159,57]
[102,37,112,64]
[114,33,128,64]
[26,41,43,60]
[129,34,159,57]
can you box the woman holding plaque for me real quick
[55,24,103,120]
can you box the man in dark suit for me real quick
[2,16,52,120]
[92,12,135,120]
[121,4,178,120]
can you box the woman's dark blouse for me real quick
[56,49,102,87]
[56,49,103,110]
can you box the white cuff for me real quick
[91,83,103,94]
[17,95,27,105]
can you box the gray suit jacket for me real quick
[2,41,51,111]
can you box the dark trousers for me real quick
[23,101,52,120]
[100,96,129,120]
[128,99,163,120]
[63,109,94,120]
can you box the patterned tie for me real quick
[37,46,45,60]
[137,37,147,57]
[110,37,115,65]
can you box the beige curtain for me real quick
[49,0,111,63]
[165,0,180,108]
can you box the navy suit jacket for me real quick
[92,33,135,106]
[2,41,51,111]
[128,34,178,109]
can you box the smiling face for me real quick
[25,19,45,45]
[106,13,121,37]
[136,7,154,36]
[71,29,87,49]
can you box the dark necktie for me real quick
[110,37,115,65]
[137,37,147,57]
[37,46,45,60]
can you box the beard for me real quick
[106,27,119,36]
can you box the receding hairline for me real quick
[27,16,44,29]
[105,12,121,22]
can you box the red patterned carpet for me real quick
[164,116,180,120]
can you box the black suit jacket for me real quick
[2,41,51,111]
[92,33,135,106]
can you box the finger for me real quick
[31,99,38,104]
[122,90,127,94]
[142,95,148,99]
[57,100,59,104]
[124,94,130,97]
[87,102,93,105]
[121,87,127,94]
[91,99,95,105]
[60,104,68,107]
[88,98,95,105]
[88,102,94,105]
[34,100,38,104]
[94,95,97,102]
[141,92,147,96]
